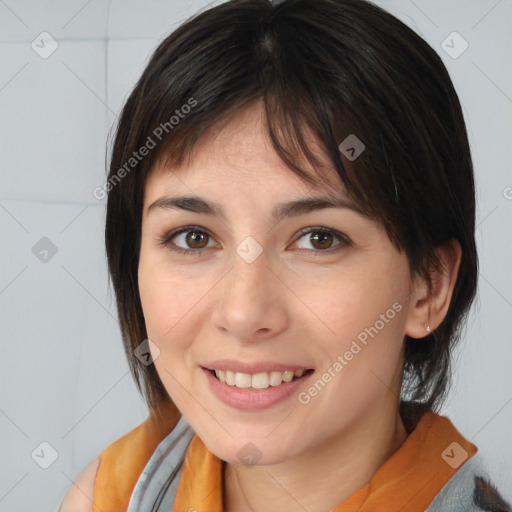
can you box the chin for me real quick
[200,431,298,467]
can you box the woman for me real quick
[59,0,510,510]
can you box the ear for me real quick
[404,239,462,339]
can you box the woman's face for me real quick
[138,103,418,465]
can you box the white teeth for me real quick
[225,370,236,386]
[252,372,270,389]
[235,372,252,388]
[213,369,308,389]
[282,370,294,382]
[269,371,283,386]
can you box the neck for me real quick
[223,395,408,512]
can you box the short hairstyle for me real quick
[105,0,478,423]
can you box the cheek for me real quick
[293,255,410,408]
[294,261,409,347]
[137,250,209,345]
[137,255,205,404]
[299,276,407,420]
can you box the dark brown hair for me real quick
[105,0,478,422]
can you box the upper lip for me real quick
[203,359,313,374]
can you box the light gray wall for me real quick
[0,1,510,510]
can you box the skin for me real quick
[138,100,462,512]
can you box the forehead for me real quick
[144,102,345,201]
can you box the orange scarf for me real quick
[93,400,476,512]
[93,398,180,512]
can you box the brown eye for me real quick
[294,228,350,252]
[160,226,217,254]
[185,230,210,249]
[310,231,334,250]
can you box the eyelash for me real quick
[157,225,352,256]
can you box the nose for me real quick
[211,245,290,343]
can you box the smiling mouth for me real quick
[206,368,314,389]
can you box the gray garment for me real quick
[426,452,511,511]
[126,418,511,512]
[126,415,195,512]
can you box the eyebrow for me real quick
[146,194,366,223]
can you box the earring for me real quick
[426,325,431,332]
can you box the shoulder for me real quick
[57,458,101,512]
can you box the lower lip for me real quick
[203,368,314,411]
